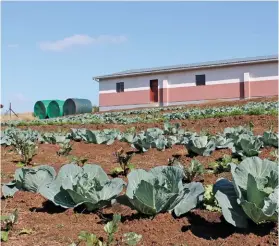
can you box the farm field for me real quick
[0,112,35,122]
[1,98,278,246]
[0,97,275,123]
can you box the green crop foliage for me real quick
[70,214,142,246]
[111,148,135,176]
[1,209,18,242]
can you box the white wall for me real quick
[99,62,278,93]
[167,62,278,87]
[99,73,168,93]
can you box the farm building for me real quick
[93,55,278,111]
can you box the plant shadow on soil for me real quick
[29,201,97,215]
[185,151,198,158]
[28,200,277,242]
[29,200,67,214]
[181,211,276,240]
[95,211,151,225]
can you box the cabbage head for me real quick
[39,164,125,211]
[232,134,263,158]
[213,157,278,228]
[125,166,204,216]
[185,135,216,156]
[261,131,278,148]
[2,165,56,198]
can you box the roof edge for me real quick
[93,54,278,81]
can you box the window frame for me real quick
[116,82,124,93]
[195,74,206,86]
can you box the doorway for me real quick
[150,79,158,103]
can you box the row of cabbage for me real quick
[2,156,278,229]
[2,101,278,126]
[103,101,278,122]
[101,101,277,117]
[1,124,278,159]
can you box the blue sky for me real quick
[2,1,278,113]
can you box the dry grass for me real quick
[0,112,35,122]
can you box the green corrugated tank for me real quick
[63,98,92,116]
[34,100,52,119]
[47,100,65,118]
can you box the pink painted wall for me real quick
[168,83,242,102]
[249,80,278,97]
[99,80,278,107]
[99,90,150,107]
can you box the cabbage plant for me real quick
[213,157,278,228]
[215,134,234,149]
[223,126,253,139]
[179,132,197,145]
[121,132,136,143]
[70,128,88,142]
[38,132,68,144]
[185,135,216,156]
[125,166,204,216]
[232,134,263,158]
[166,136,179,148]
[261,131,278,148]
[1,128,14,146]
[163,122,184,135]
[2,165,56,198]
[39,164,126,211]
[85,129,121,145]
[131,128,168,152]
[131,132,152,152]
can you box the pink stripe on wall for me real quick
[99,90,150,107]
[168,83,242,102]
[249,80,278,97]
[99,80,278,107]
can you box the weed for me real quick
[1,209,18,242]
[111,148,135,176]
[69,156,88,166]
[57,140,73,156]
[71,214,142,246]
[11,133,37,165]
[203,185,221,212]
[208,154,239,174]
[92,106,100,113]
[18,228,33,235]
[124,127,136,134]
[269,149,279,162]
[57,224,64,229]
[169,158,204,182]
[183,159,205,182]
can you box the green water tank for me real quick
[63,98,92,116]
[34,100,52,119]
[47,100,65,118]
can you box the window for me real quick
[195,74,206,86]
[116,82,124,93]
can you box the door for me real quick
[150,79,158,102]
